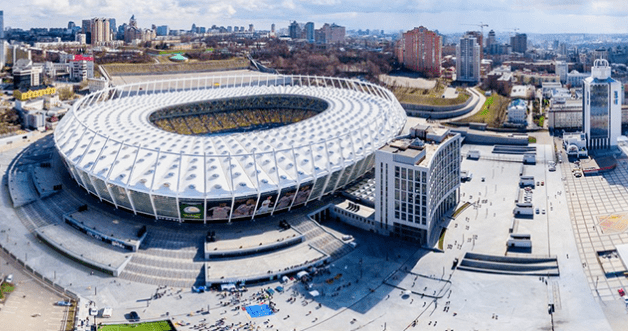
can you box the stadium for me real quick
[54,74,407,222]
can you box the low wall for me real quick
[34,230,123,277]
[402,95,478,119]
[452,129,528,146]
[204,235,304,260]
[465,252,557,264]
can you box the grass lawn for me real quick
[390,82,470,106]
[455,91,509,127]
[0,282,15,299]
[98,321,174,331]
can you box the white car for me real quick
[542,209,546,214]
[5,274,13,283]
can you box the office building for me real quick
[548,99,582,131]
[456,34,481,84]
[567,70,590,88]
[13,59,43,90]
[583,59,621,149]
[156,25,169,36]
[305,22,315,43]
[396,26,442,78]
[510,33,527,54]
[375,125,461,245]
[507,99,528,124]
[556,61,568,84]
[69,54,94,81]
[289,21,301,39]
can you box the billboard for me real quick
[206,199,232,220]
[179,200,204,220]
[274,186,297,212]
[292,182,313,207]
[256,191,278,216]
[231,195,258,219]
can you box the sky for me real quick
[4,0,628,34]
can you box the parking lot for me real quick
[0,252,68,331]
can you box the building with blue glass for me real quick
[583,59,622,150]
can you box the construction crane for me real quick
[461,22,489,36]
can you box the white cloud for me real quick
[3,0,628,33]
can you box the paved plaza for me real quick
[1,129,628,330]
[558,148,628,328]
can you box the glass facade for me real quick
[589,84,609,139]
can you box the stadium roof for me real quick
[55,74,406,202]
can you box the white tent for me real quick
[309,290,320,297]
[220,283,236,291]
[296,271,309,279]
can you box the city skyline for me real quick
[3,0,628,34]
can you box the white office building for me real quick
[507,99,527,124]
[583,59,622,149]
[456,34,480,84]
[556,61,568,84]
[375,125,461,246]
[567,70,590,88]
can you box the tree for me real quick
[58,87,74,100]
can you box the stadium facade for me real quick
[54,74,406,222]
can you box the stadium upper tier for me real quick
[54,74,407,222]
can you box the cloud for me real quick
[3,0,628,33]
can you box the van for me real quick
[101,307,112,318]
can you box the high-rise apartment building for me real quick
[82,19,92,44]
[583,59,622,149]
[456,34,481,84]
[0,11,4,40]
[396,26,442,78]
[316,23,345,44]
[289,21,301,39]
[487,29,496,47]
[375,125,461,245]
[510,33,527,54]
[466,31,483,59]
[305,22,315,43]
[90,18,111,45]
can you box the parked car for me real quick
[5,274,13,283]
[535,208,540,214]
[129,311,140,322]
[55,301,72,306]
[192,285,206,293]
[619,288,625,297]
[542,209,546,214]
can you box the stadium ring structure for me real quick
[54,74,406,222]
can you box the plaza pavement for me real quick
[0,131,624,330]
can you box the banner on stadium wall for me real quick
[274,186,297,212]
[232,195,259,219]
[179,200,205,220]
[292,182,313,207]
[206,199,232,220]
[255,192,278,216]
